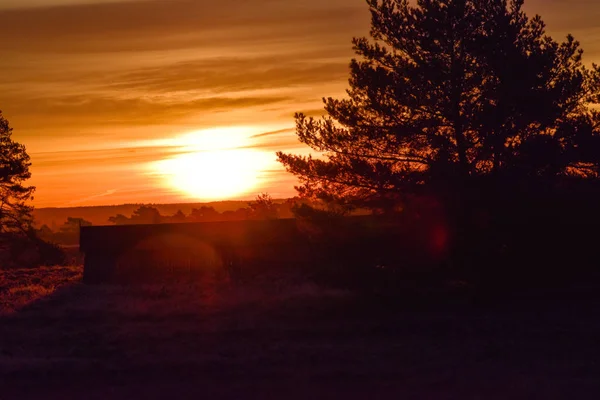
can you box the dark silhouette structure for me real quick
[80,219,307,284]
[79,215,450,285]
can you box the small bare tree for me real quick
[249,193,278,220]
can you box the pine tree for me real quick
[0,111,35,235]
[277,0,600,211]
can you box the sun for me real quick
[156,149,272,200]
[151,127,275,201]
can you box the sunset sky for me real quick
[1,0,599,207]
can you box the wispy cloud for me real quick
[0,0,145,10]
[68,189,118,205]
[251,128,296,139]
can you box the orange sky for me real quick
[1,0,599,207]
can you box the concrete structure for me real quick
[80,218,315,284]
[79,215,444,285]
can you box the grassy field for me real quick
[0,266,83,315]
[1,266,600,399]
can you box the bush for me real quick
[0,231,67,270]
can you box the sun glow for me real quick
[151,127,276,201]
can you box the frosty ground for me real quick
[1,266,599,399]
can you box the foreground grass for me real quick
[1,266,599,399]
[0,266,83,315]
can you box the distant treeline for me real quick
[36,195,297,246]
[32,200,262,228]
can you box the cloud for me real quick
[9,95,293,128]
[107,57,350,94]
[251,128,295,139]
[0,0,367,52]
[32,145,184,170]
[0,0,145,10]
[68,188,118,205]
